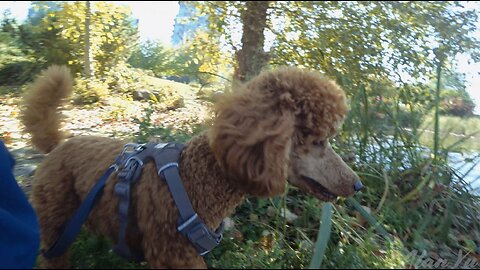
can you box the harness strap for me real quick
[43,165,117,259]
[113,148,146,262]
[114,142,224,257]
[160,165,224,255]
[42,144,139,259]
[159,164,195,222]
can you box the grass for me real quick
[70,231,146,269]
[327,70,480,268]
[308,203,333,269]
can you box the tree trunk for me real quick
[234,1,270,82]
[84,1,94,78]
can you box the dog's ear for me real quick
[209,84,295,197]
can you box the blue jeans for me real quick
[0,141,40,269]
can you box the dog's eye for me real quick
[312,140,325,147]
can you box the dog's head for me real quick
[209,67,362,201]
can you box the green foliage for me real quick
[203,194,412,269]
[183,30,233,84]
[158,89,185,111]
[0,12,38,84]
[133,76,187,110]
[128,31,231,85]
[128,41,179,77]
[0,1,141,85]
[0,60,41,86]
[193,1,479,90]
[90,2,139,76]
[204,196,314,269]
[206,232,311,269]
[70,230,145,269]
[269,1,479,88]
[72,61,189,106]
[133,107,204,144]
[323,231,408,269]
[19,2,74,69]
[128,39,208,83]
[0,85,25,96]
[103,62,152,94]
[0,32,28,69]
[22,1,139,76]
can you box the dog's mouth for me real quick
[298,175,338,201]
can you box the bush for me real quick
[101,94,140,122]
[103,62,151,94]
[395,107,425,131]
[73,76,109,105]
[439,89,476,117]
[154,85,185,110]
[0,61,41,85]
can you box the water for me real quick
[448,152,480,194]
[349,138,480,195]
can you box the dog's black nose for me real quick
[353,180,364,192]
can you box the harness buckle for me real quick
[177,214,223,256]
[123,143,145,154]
[118,156,144,184]
[114,143,145,168]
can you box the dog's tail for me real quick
[20,65,73,153]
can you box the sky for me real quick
[115,1,179,44]
[0,1,180,44]
[0,1,479,114]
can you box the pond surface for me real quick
[351,138,480,195]
[448,152,480,194]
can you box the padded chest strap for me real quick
[113,142,224,261]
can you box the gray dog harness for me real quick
[113,142,224,261]
[42,142,224,261]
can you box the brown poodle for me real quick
[20,65,361,268]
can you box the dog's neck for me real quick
[178,133,246,230]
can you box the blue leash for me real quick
[43,165,117,259]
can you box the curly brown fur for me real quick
[209,67,350,197]
[20,65,73,153]
[21,66,359,269]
